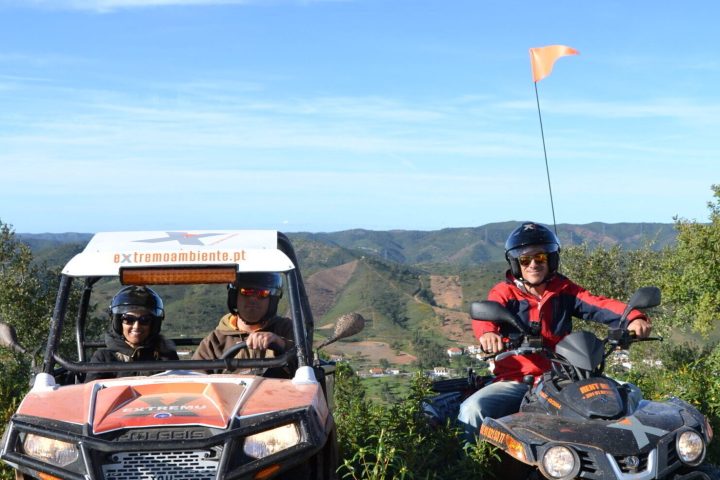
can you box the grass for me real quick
[361,374,416,404]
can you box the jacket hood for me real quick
[216,313,237,331]
[215,313,288,334]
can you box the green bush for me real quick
[334,363,495,479]
[622,341,720,463]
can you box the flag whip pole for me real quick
[529,45,579,236]
[533,81,558,235]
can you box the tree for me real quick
[560,241,671,336]
[0,220,72,479]
[560,243,665,303]
[660,184,720,335]
[0,220,59,350]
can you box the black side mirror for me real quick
[619,286,661,327]
[469,301,530,335]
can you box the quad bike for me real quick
[425,287,717,480]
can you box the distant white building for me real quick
[447,347,463,357]
[466,345,484,355]
[433,366,451,377]
[642,359,663,368]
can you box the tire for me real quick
[317,427,339,480]
[696,463,720,480]
[488,452,534,480]
[277,427,338,480]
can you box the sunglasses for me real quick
[239,287,272,299]
[518,252,549,267]
[121,313,156,326]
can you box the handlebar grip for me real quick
[494,347,542,362]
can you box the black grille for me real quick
[666,436,680,468]
[575,448,603,479]
[101,449,220,480]
[576,449,599,474]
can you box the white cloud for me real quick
[499,97,720,122]
[4,0,347,13]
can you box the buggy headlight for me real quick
[243,423,301,459]
[542,445,577,479]
[677,430,704,465]
[22,434,78,467]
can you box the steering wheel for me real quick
[221,341,249,360]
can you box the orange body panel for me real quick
[92,381,247,433]
[16,374,328,434]
[239,378,328,423]
[17,383,95,425]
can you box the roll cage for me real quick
[41,231,315,382]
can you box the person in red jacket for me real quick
[457,222,652,441]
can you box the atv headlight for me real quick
[243,423,301,459]
[542,445,577,479]
[677,430,704,465]
[22,434,79,467]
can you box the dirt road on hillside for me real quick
[429,275,475,345]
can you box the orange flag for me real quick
[529,45,579,83]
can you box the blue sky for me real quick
[1,0,718,234]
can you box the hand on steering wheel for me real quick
[221,341,248,360]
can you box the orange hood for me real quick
[17,374,327,435]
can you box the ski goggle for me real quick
[518,252,549,267]
[239,287,272,299]
[120,313,157,326]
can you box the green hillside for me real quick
[15,222,680,363]
[291,221,676,266]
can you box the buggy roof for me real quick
[62,230,296,277]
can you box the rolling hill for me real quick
[16,222,678,365]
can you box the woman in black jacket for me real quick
[86,285,178,381]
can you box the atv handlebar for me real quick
[493,346,545,362]
[607,329,663,350]
[485,330,663,364]
[482,334,545,362]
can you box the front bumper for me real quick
[2,406,331,480]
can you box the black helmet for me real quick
[504,222,561,282]
[227,272,283,320]
[109,286,164,337]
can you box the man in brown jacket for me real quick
[192,272,295,376]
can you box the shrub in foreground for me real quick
[334,364,496,479]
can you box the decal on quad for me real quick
[608,415,669,449]
[579,381,615,400]
[539,390,562,409]
[480,424,509,445]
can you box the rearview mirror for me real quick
[0,322,27,354]
[469,301,529,335]
[317,313,365,349]
[620,286,661,327]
